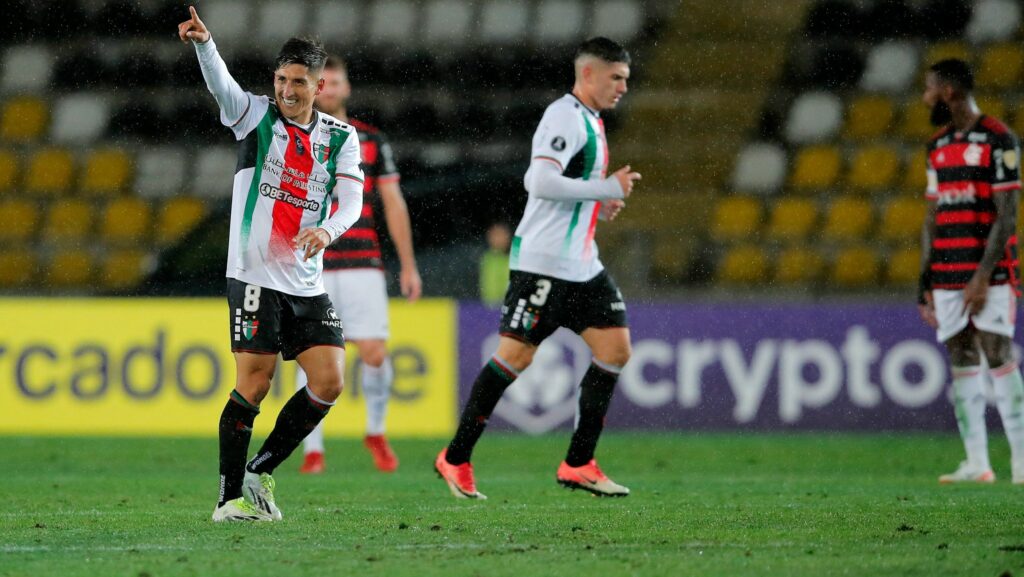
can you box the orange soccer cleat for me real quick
[434,448,486,499]
[556,459,630,497]
[364,434,399,473]
[299,451,325,474]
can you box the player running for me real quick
[295,55,422,474]
[434,37,640,499]
[917,59,1024,485]
[178,7,365,521]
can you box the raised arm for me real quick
[524,160,638,202]
[178,6,252,133]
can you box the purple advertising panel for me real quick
[458,302,1019,432]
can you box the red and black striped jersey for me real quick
[925,115,1021,290]
[323,118,400,271]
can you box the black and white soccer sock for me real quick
[218,390,260,507]
[246,386,334,476]
[445,355,519,465]
[565,359,621,467]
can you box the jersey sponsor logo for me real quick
[551,136,567,151]
[258,183,321,211]
[963,143,984,166]
[610,301,626,312]
[936,183,978,206]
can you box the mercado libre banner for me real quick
[0,298,456,437]
[457,301,1024,433]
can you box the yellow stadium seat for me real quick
[0,97,48,142]
[900,102,936,142]
[977,44,1024,90]
[24,148,74,195]
[101,250,148,290]
[880,197,925,244]
[831,247,880,287]
[718,245,768,285]
[0,150,18,193]
[847,145,901,190]
[101,198,151,244]
[156,197,206,246]
[46,249,93,287]
[823,197,874,241]
[789,146,842,190]
[774,247,824,285]
[44,199,94,242]
[901,149,929,193]
[766,197,818,242]
[0,198,38,243]
[886,247,921,285]
[710,196,763,241]
[0,251,34,288]
[925,42,970,68]
[80,148,132,195]
[845,95,896,140]
[976,95,1007,123]
[650,235,691,282]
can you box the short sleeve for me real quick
[992,132,1021,193]
[925,146,939,200]
[376,133,400,182]
[333,129,365,188]
[530,104,583,173]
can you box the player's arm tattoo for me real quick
[918,200,937,303]
[977,189,1019,278]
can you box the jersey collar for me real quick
[282,109,319,134]
[568,93,600,118]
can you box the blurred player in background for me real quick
[179,7,364,521]
[917,59,1024,485]
[295,56,422,474]
[435,37,640,499]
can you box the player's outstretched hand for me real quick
[401,267,423,302]
[178,6,210,44]
[600,199,625,222]
[918,291,938,329]
[612,165,641,198]
[294,228,332,261]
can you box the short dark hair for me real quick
[276,37,328,73]
[929,58,974,92]
[575,37,630,65]
[324,54,347,73]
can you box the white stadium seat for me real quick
[860,41,918,93]
[967,0,1021,44]
[312,1,362,44]
[1,45,53,93]
[200,0,251,45]
[135,147,187,198]
[731,143,788,195]
[368,0,418,45]
[480,1,529,43]
[257,1,308,45]
[193,146,239,198]
[590,0,643,41]
[784,91,843,144]
[423,0,475,45]
[535,0,586,44]
[50,94,109,144]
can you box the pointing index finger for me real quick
[189,5,200,22]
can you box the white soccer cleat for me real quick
[243,471,283,520]
[938,461,996,484]
[211,497,274,522]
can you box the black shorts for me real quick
[499,270,628,346]
[227,278,345,361]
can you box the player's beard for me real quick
[930,100,953,127]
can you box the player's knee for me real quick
[235,366,274,404]
[359,342,388,368]
[307,372,344,403]
[596,345,631,369]
[981,335,1013,367]
[948,345,980,367]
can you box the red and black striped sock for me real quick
[246,387,333,476]
[218,390,259,507]
[445,356,519,465]
[565,361,620,467]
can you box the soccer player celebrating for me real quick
[435,37,640,499]
[294,56,422,474]
[917,59,1024,485]
[178,7,365,521]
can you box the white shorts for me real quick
[323,269,390,340]
[933,284,1017,343]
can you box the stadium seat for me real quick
[822,197,873,241]
[480,1,529,43]
[192,146,237,197]
[0,150,18,193]
[860,42,918,93]
[765,197,818,242]
[710,196,763,242]
[976,95,1007,123]
[156,197,206,246]
[44,199,94,242]
[718,245,768,285]
[847,145,900,191]
[845,95,896,141]
[50,94,109,144]
[80,148,132,196]
[257,1,307,45]
[902,149,929,192]
[536,0,586,45]
[731,143,787,194]
[831,247,880,287]
[0,251,34,288]
[135,146,187,198]
[649,235,691,281]
[591,0,643,41]
[1,45,53,93]
[46,249,93,288]
[966,0,1021,44]
[774,247,824,285]
[789,145,842,190]
[200,0,250,44]
[784,91,843,144]
[101,198,151,244]
[0,199,38,243]
[925,42,970,69]
[879,198,925,244]
[24,148,74,195]
[900,101,936,142]
[369,1,418,45]
[101,250,149,290]
[977,44,1024,90]
[0,97,48,142]
[886,247,921,285]
[423,0,474,45]
[312,0,362,43]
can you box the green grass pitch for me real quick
[3,433,1024,577]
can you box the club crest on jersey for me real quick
[313,143,332,163]
[522,310,540,331]
[241,319,259,340]
[963,143,984,166]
